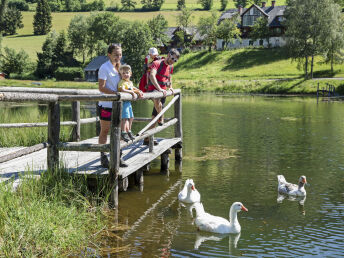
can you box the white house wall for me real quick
[216,37,286,50]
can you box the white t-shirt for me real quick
[98,60,121,108]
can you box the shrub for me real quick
[81,0,105,11]
[106,1,120,11]
[55,67,84,81]
[48,0,62,11]
[8,0,29,11]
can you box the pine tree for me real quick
[121,0,136,10]
[220,0,228,11]
[33,0,52,35]
[177,0,185,10]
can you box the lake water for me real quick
[117,95,344,257]
[3,95,344,256]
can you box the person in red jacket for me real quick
[139,47,160,92]
[143,48,180,146]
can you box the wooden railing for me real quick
[0,87,183,207]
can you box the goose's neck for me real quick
[229,208,239,226]
[298,182,305,190]
[186,188,192,198]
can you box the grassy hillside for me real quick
[2,48,344,94]
[2,0,288,59]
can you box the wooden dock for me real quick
[0,87,183,207]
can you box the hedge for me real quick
[55,67,84,81]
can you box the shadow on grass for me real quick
[175,51,222,71]
[6,34,38,38]
[222,47,288,71]
[258,78,308,94]
[313,70,336,78]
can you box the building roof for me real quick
[218,4,286,27]
[164,26,205,41]
[84,56,109,72]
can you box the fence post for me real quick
[96,102,101,136]
[47,101,60,171]
[71,101,80,141]
[174,92,183,163]
[109,100,122,208]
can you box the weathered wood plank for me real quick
[0,87,99,95]
[0,121,77,128]
[47,102,60,171]
[137,95,179,136]
[0,92,59,102]
[0,143,48,163]
[71,101,80,142]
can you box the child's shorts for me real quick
[122,101,134,119]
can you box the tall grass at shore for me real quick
[0,167,124,256]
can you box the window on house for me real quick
[259,39,264,46]
[249,40,254,46]
[243,7,262,26]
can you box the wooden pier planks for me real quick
[0,136,181,182]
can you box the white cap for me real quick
[149,47,159,56]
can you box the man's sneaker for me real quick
[143,138,158,146]
[120,158,128,167]
[100,154,109,168]
[127,131,135,140]
[121,132,130,142]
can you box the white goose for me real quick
[277,175,307,197]
[178,179,201,203]
[194,202,248,234]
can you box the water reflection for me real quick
[277,194,306,215]
[194,232,241,252]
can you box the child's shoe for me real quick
[128,131,135,140]
[121,132,130,142]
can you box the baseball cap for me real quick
[149,47,159,56]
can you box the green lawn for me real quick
[2,0,289,59]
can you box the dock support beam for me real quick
[161,149,171,174]
[71,101,80,142]
[109,101,122,208]
[47,102,60,171]
[174,92,183,170]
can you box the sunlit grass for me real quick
[0,167,127,256]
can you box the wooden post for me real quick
[317,82,319,104]
[118,177,129,192]
[96,102,101,136]
[161,149,171,174]
[174,93,183,163]
[71,101,80,141]
[47,102,60,171]
[109,101,122,208]
[135,170,144,192]
[149,135,154,153]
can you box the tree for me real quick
[323,2,344,72]
[121,21,153,82]
[284,0,340,78]
[250,16,273,47]
[0,47,29,76]
[177,0,185,10]
[147,14,169,46]
[0,7,24,35]
[0,0,8,25]
[35,31,57,78]
[249,0,262,5]
[198,0,212,10]
[121,0,136,10]
[176,7,194,28]
[141,0,164,10]
[33,0,52,35]
[51,30,67,72]
[197,11,218,51]
[234,0,248,8]
[216,15,241,50]
[68,15,88,64]
[220,0,228,11]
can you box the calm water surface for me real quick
[117,95,344,257]
[3,95,344,257]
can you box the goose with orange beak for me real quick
[178,179,201,203]
[277,175,307,197]
[194,202,248,234]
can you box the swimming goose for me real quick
[277,175,307,197]
[194,202,248,234]
[178,179,201,203]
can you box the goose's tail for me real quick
[277,175,287,185]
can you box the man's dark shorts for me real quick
[99,106,112,121]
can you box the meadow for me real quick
[2,0,288,59]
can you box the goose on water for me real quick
[178,179,201,203]
[193,202,248,234]
[277,175,307,197]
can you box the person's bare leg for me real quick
[99,120,110,144]
[128,118,134,132]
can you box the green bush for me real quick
[55,67,84,81]
[8,0,29,11]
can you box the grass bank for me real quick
[0,168,124,256]
[1,48,344,95]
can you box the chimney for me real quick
[272,0,276,7]
[262,1,266,7]
[238,5,243,14]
